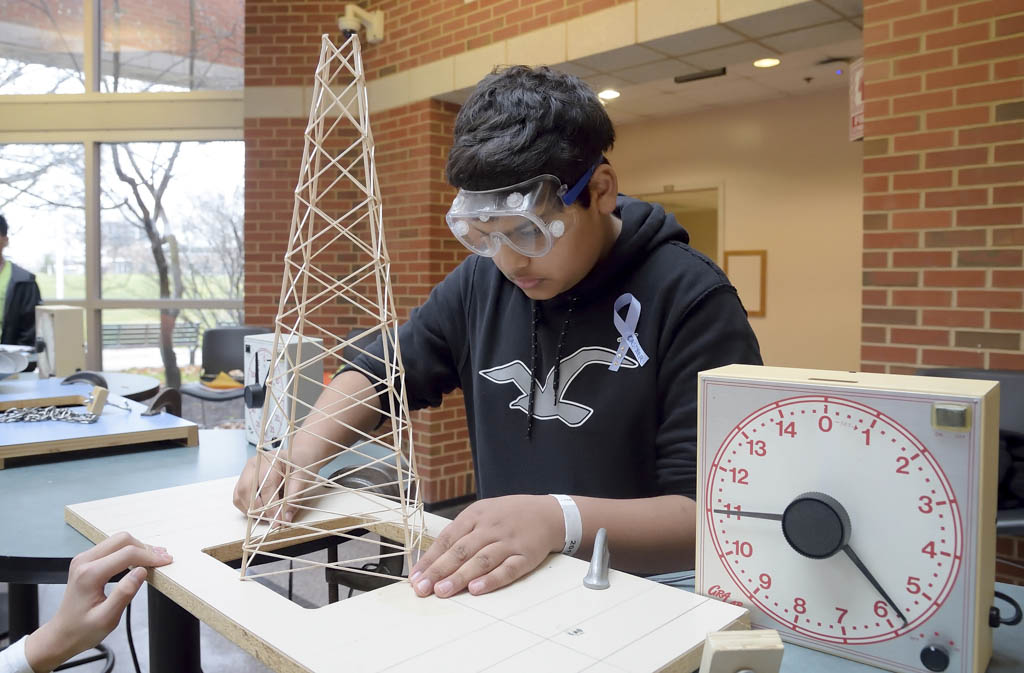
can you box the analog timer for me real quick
[697,365,998,673]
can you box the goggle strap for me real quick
[560,161,599,206]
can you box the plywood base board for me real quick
[67,477,748,672]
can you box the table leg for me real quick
[147,585,201,673]
[8,584,38,642]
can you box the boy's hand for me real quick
[232,449,304,523]
[408,495,564,598]
[25,532,173,673]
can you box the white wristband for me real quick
[550,494,583,556]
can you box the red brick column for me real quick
[861,0,1024,584]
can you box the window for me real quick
[100,141,244,301]
[100,0,243,92]
[0,0,244,387]
[0,142,86,299]
[0,0,86,94]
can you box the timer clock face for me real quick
[245,346,287,444]
[698,374,987,673]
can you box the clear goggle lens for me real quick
[446,174,575,258]
[447,213,566,257]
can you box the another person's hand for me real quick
[408,495,564,598]
[231,449,308,523]
[24,532,173,673]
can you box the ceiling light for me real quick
[753,58,781,68]
[598,89,620,100]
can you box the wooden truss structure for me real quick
[240,33,423,585]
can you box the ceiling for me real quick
[438,0,864,126]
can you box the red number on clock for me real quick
[922,541,937,558]
[874,600,889,618]
[732,541,753,557]
[745,439,766,456]
[896,456,910,474]
[758,573,771,589]
[775,420,796,437]
[722,503,742,518]
[794,597,807,614]
[918,496,933,513]
[862,428,871,445]
[907,576,921,594]
[835,606,848,623]
[728,468,749,484]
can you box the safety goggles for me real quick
[446,162,598,258]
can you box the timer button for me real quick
[920,645,950,672]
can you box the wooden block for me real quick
[698,629,784,673]
[86,387,108,415]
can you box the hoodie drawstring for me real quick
[526,296,577,440]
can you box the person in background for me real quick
[0,534,172,673]
[0,214,43,348]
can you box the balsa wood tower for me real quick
[241,32,424,585]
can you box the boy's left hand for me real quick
[409,494,564,598]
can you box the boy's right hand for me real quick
[232,449,303,523]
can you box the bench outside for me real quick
[101,322,201,365]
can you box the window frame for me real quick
[0,0,244,369]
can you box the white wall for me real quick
[609,88,863,370]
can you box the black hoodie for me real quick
[352,195,763,500]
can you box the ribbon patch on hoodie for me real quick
[609,293,649,371]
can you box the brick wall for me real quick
[861,0,1024,584]
[246,0,634,86]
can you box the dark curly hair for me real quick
[0,214,7,237]
[446,65,615,208]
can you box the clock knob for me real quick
[781,492,851,559]
[920,644,950,672]
[244,383,266,409]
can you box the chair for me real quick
[180,326,270,426]
[916,368,1024,535]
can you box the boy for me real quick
[233,66,762,599]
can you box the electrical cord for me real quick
[53,644,113,673]
[126,600,142,673]
[990,590,1022,628]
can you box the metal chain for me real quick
[0,406,99,424]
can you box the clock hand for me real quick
[842,544,908,626]
[712,509,783,521]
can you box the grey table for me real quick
[0,430,253,673]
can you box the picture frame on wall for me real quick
[723,250,766,318]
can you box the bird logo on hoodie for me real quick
[479,346,638,427]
